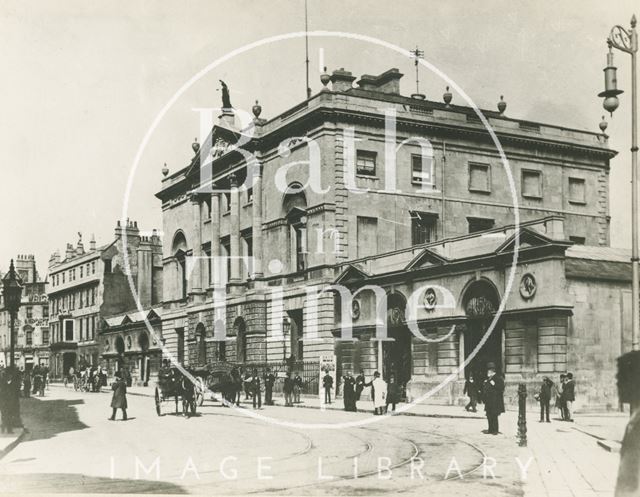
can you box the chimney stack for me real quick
[330,68,356,92]
[90,233,96,251]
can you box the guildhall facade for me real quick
[157,67,627,408]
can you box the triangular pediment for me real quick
[334,264,371,285]
[405,248,448,271]
[184,125,245,178]
[495,228,555,254]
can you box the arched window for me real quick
[283,183,308,273]
[172,231,188,300]
[234,317,247,363]
[196,323,207,365]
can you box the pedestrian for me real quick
[243,368,252,401]
[614,350,640,497]
[248,368,261,409]
[537,377,552,423]
[342,370,356,412]
[6,368,21,430]
[23,369,31,398]
[293,371,303,403]
[386,373,399,413]
[463,373,478,412]
[264,368,275,406]
[481,362,504,435]
[556,373,566,420]
[322,371,333,404]
[283,372,294,407]
[371,371,387,415]
[0,369,11,434]
[355,370,366,401]
[563,372,575,422]
[109,370,128,421]
[230,367,242,406]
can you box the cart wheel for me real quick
[155,387,161,416]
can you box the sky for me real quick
[0,0,637,276]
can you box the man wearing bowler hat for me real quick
[482,362,504,435]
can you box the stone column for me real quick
[210,191,221,286]
[229,174,241,283]
[191,194,203,293]
[252,164,264,279]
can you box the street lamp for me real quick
[599,15,639,350]
[2,259,23,368]
[282,315,290,362]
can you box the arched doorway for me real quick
[382,292,412,389]
[172,231,188,300]
[138,332,150,386]
[195,323,207,366]
[461,279,502,379]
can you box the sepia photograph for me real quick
[0,1,639,496]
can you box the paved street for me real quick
[0,386,621,496]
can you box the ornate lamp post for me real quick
[599,16,639,350]
[282,316,290,362]
[2,259,23,368]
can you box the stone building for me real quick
[47,221,163,379]
[0,255,50,370]
[156,67,626,406]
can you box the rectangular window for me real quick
[62,273,65,284]
[411,212,438,245]
[42,329,49,345]
[177,328,185,364]
[356,150,377,176]
[43,305,48,318]
[246,187,253,204]
[92,261,95,274]
[356,216,378,258]
[26,306,33,319]
[469,163,491,193]
[242,234,253,277]
[411,154,434,186]
[221,238,231,280]
[79,318,84,341]
[26,330,32,346]
[569,236,586,245]
[64,319,74,341]
[223,192,231,213]
[80,266,83,278]
[79,292,84,308]
[468,217,495,234]
[568,177,586,204]
[522,169,542,198]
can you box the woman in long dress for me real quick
[371,371,387,415]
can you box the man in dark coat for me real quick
[355,370,366,401]
[283,372,294,407]
[109,371,128,421]
[615,350,640,496]
[293,372,303,403]
[323,372,333,404]
[562,372,575,422]
[538,377,552,423]
[481,362,504,435]
[464,373,478,412]
[22,368,31,398]
[386,373,400,413]
[264,368,275,406]
[247,369,261,409]
[342,371,356,412]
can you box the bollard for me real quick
[517,383,527,447]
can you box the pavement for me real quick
[0,382,623,496]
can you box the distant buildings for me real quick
[47,220,162,382]
[0,255,49,371]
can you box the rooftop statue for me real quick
[220,80,232,109]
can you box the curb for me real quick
[596,439,621,453]
[0,428,27,460]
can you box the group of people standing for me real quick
[536,372,576,422]
[326,370,402,415]
[0,363,49,434]
[222,366,305,409]
[462,362,506,435]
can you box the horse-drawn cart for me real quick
[154,367,199,417]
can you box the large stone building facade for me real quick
[47,221,163,379]
[156,67,625,407]
[0,255,50,370]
